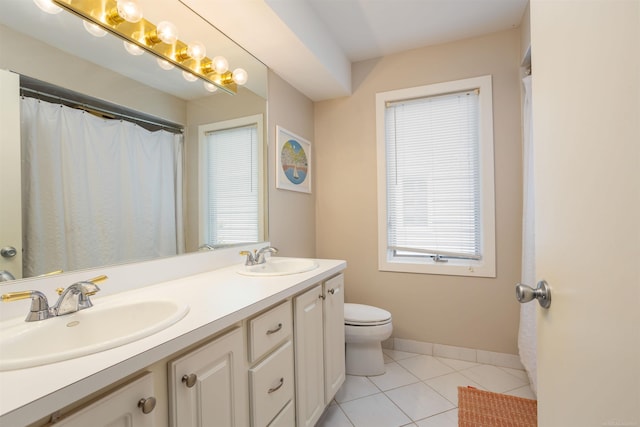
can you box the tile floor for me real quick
[316,348,535,427]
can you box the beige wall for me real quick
[0,24,186,125]
[266,70,316,258]
[315,29,523,354]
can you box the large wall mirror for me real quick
[0,0,268,281]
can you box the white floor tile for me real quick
[436,357,478,371]
[415,409,458,427]
[424,372,484,405]
[384,353,394,363]
[505,384,537,400]
[340,393,412,427]
[383,349,420,361]
[385,382,455,421]
[459,364,528,393]
[499,366,530,381]
[396,355,455,380]
[317,404,354,427]
[335,375,380,403]
[368,362,420,391]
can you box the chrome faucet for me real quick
[52,279,102,316]
[240,246,279,266]
[0,275,107,322]
[256,246,278,264]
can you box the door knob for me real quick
[1,247,17,258]
[515,280,551,309]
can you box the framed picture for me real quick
[276,126,312,193]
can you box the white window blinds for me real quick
[385,90,481,260]
[204,124,259,245]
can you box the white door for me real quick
[530,2,640,426]
[0,69,23,279]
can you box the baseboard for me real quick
[383,337,525,370]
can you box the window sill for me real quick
[379,257,496,278]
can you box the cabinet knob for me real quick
[182,373,197,388]
[137,396,156,414]
[327,288,335,295]
[319,294,326,300]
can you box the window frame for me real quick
[198,114,265,248]
[376,75,496,277]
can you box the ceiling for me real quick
[184,0,529,101]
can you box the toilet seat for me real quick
[344,303,392,326]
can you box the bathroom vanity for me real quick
[0,250,346,427]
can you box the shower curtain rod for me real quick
[20,86,184,134]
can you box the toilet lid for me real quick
[344,303,392,325]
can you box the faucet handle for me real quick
[1,290,52,321]
[84,275,108,295]
[240,250,257,265]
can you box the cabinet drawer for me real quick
[267,400,294,427]
[248,300,292,363]
[249,340,294,427]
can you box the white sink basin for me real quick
[0,300,189,371]
[238,258,319,276]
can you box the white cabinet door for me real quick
[323,274,345,404]
[168,327,248,427]
[54,373,156,427]
[294,285,325,427]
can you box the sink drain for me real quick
[66,320,80,327]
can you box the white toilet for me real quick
[344,303,393,376]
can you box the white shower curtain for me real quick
[20,97,184,277]
[518,75,537,395]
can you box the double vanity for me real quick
[0,247,346,427]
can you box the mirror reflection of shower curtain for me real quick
[519,75,537,395]
[20,97,184,277]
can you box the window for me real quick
[376,76,495,277]
[199,115,264,247]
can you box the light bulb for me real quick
[147,21,178,45]
[182,71,198,82]
[204,82,218,92]
[187,42,206,61]
[33,0,62,14]
[83,20,107,37]
[116,0,143,23]
[123,41,144,56]
[156,58,174,70]
[211,56,229,74]
[232,68,248,85]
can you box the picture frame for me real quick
[276,126,312,193]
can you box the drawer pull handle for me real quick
[266,323,283,335]
[182,373,197,388]
[268,377,284,394]
[137,396,156,414]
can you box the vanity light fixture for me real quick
[83,20,107,37]
[34,0,62,14]
[156,58,175,71]
[48,0,247,94]
[123,40,144,56]
[182,71,198,82]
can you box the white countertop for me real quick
[0,257,346,426]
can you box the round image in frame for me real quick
[280,139,308,185]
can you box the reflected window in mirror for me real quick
[199,114,265,247]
